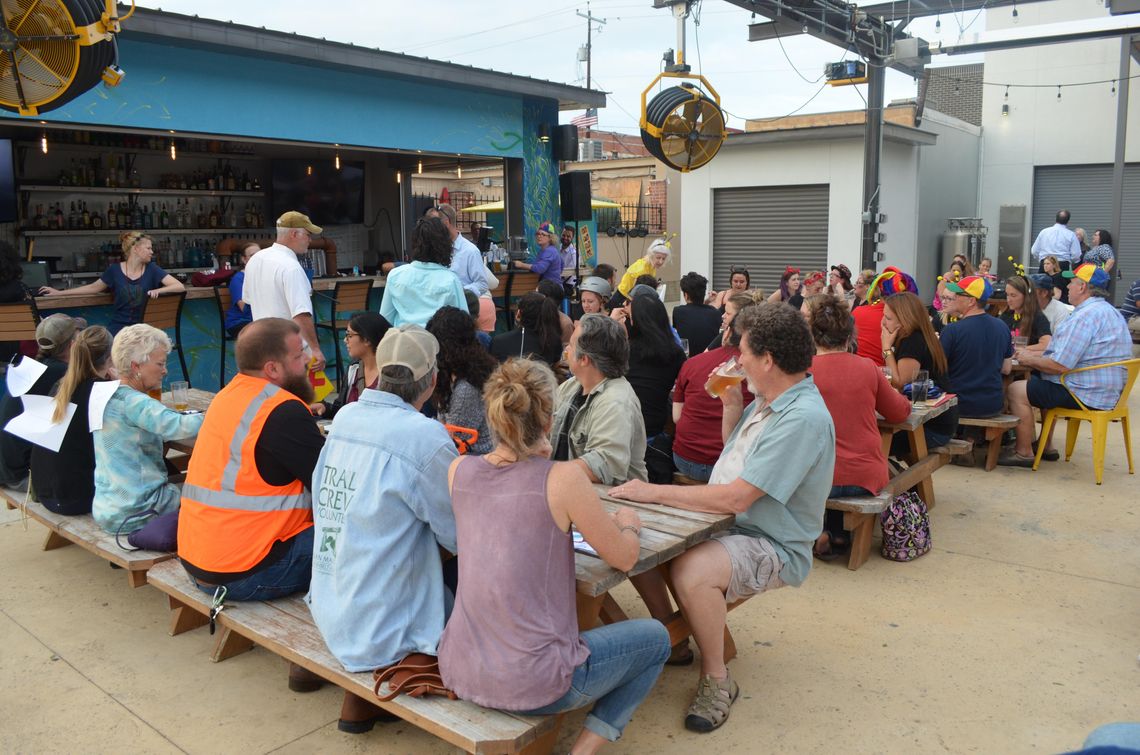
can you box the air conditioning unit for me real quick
[578,139,604,162]
[481,177,494,187]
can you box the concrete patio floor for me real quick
[1,395,1136,754]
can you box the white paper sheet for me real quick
[5,356,47,398]
[3,394,77,452]
[87,381,121,432]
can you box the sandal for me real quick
[685,673,739,733]
[666,641,694,666]
[813,532,848,562]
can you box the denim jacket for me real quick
[307,389,458,672]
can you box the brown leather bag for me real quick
[372,653,457,702]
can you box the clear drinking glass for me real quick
[1012,335,1029,350]
[171,381,190,412]
[704,356,747,398]
[911,370,930,404]
[679,338,690,356]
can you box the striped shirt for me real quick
[1120,279,1140,320]
[1042,297,1132,410]
[1031,224,1082,264]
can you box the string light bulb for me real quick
[935,14,941,32]
[1111,80,1117,96]
[40,132,48,154]
[396,170,402,184]
[1012,0,1019,21]
[1057,86,1062,101]
[169,138,176,161]
[335,147,341,171]
[1004,85,1009,101]
[1002,103,1009,117]
[307,165,313,176]
[456,156,462,179]
[417,159,423,174]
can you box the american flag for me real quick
[570,108,598,129]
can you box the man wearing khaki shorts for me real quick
[611,302,835,734]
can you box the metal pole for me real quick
[1109,35,1131,302]
[861,61,886,272]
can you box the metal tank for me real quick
[940,218,988,273]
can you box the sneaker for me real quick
[684,673,740,733]
[996,449,1035,468]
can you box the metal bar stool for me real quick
[142,291,190,387]
[314,279,372,393]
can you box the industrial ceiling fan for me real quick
[0,0,131,116]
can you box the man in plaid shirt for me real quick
[999,263,1132,467]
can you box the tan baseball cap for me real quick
[276,211,322,234]
[376,325,438,383]
[36,313,86,352]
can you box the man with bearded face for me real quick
[178,317,325,608]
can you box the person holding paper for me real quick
[0,314,85,488]
[91,324,203,535]
[29,327,115,514]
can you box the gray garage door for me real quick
[712,185,829,297]
[1032,164,1140,304]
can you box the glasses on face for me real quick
[344,330,359,341]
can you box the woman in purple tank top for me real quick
[438,358,670,752]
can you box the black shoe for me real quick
[997,449,1035,468]
[338,692,399,734]
[288,663,325,693]
[1032,441,1060,462]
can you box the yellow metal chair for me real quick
[1032,358,1140,484]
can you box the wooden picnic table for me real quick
[876,396,958,509]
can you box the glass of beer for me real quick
[705,356,747,399]
[171,381,190,412]
[147,385,163,402]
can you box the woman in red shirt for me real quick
[807,294,911,560]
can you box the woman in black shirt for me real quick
[881,292,958,447]
[999,274,1051,350]
[620,293,687,438]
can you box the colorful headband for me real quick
[867,266,918,304]
[784,266,800,276]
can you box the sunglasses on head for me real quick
[729,266,749,274]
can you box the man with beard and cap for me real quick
[178,317,325,607]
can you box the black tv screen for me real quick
[0,140,16,224]
[271,159,364,226]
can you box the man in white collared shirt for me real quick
[1031,210,1081,272]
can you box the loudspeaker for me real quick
[559,171,592,222]
[552,124,579,162]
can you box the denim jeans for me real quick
[191,526,313,602]
[673,452,714,482]
[519,619,670,742]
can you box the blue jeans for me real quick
[191,526,314,602]
[1081,723,1140,750]
[673,452,714,482]
[519,619,670,742]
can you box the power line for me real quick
[398,4,580,53]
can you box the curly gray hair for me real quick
[111,324,171,374]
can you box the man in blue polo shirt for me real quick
[938,275,1012,419]
[1000,264,1132,467]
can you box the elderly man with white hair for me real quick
[91,324,204,535]
[243,210,327,371]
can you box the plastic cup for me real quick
[912,370,930,404]
[1012,335,1029,350]
[171,381,189,412]
[705,356,746,398]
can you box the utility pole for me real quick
[576,2,606,90]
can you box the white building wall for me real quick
[979,0,1140,261]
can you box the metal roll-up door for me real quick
[1032,164,1139,304]
[712,185,829,297]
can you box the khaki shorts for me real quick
[711,533,786,604]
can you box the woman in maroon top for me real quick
[807,294,911,560]
[312,312,390,418]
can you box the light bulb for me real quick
[417,159,423,174]
[396,171,402,184]
[335,152,341,170]
[40,133,48,154]
[169,139,176,161]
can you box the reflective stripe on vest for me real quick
[182,483,307,513]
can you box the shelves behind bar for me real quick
[20,185,266,197]
[21,227,267,238]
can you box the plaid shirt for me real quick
[1042,297,1132,410]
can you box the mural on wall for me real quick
[521,99,561,248]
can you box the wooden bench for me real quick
[957,414,1019,471]
[1,490,173,588]
[145,560,561,754]
[824,439,971,570]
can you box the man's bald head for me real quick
[236,318,301,373]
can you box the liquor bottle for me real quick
[243,171,251,192]
[160,202,169,230]
[107,201,118,229]
[68,201,79,230]
[54,203,64,230]
[82,202,91,229]
[118,202,128,229]
[208,204,219,228]
[115,156,126,187]
[130,201,142,229]
[91,206,104,230]
[197,203,207,227]
[225,165,236,192]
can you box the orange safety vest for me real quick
[178,373,313,574]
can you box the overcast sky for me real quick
[138,0,984,133]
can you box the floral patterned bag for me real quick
[880,491,932,562]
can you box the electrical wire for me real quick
[771,22,826,84]
[932,71,1140,89]
[722,79,831,123]
[399,4,581,52]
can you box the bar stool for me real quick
[314,279,372,393]
[142,291,190,387]
[0,300,42,372]
[212,286,237,390]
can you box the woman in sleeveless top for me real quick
[438,358,670,753]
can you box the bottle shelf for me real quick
[19,184,265,197]
[18,141,262,161]
[20,228,265,238]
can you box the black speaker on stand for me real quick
[552,124,579,162]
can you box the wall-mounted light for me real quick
[40,131,48,154]
[537,123,551,143]
[396,170,402,184]
[1001,104,1009,117]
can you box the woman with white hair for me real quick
[617,238,671,301]
[91,324,204,536]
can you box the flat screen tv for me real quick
[271,159,365,226]
[0,140,16,224]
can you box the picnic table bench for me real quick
[1,489,172,588]
[145,560,562,754]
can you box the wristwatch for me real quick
[882,348,894,359]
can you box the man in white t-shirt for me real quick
[244,211,327,371]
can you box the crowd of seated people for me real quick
[15,231,1140,752]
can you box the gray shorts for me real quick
[711,533,786,604]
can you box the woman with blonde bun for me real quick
[39,230,184,333]
[439,358,669,753]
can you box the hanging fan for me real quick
[640,77,726,172]
[0,0,132,116]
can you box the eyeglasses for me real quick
[344,330,359,340]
